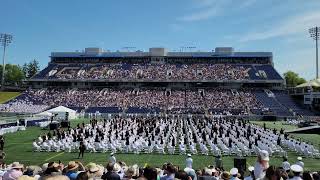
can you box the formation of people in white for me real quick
[0,88,262,114]
[33,116,319,158]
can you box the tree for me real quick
[0,64,25,86]
[27,59,40,78]
[22,63,28,78]
[283,71,306,87]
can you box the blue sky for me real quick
[1,0,320,80]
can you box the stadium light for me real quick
[309,27,320,79]
[0,33,13,89]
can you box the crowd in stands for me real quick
[0,89,263,114]
[45,64,251,81]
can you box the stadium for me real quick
[0,1,320,179]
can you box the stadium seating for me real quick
[31,63,283,81]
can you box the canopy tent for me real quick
[35,111,53,117]
[46,106,77,120]
[296,79,320,88]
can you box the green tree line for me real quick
[0,59,39,86]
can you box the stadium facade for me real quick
[0,47,316,117]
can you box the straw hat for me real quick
[17,175,36,180]
[86,163,99,173]
[11,162,24,169]
[67,161,79,171]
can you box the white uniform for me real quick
[254,162,265,179]
[186,157,193,168]
[289,176,302,180]
[296,161,304,168]
[109,155,116,164]
[282,161,290,171]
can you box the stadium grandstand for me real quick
[0,47,316,117]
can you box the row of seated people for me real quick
[33,116,319,159]
[0,89,264,114]
[38,63,255,80]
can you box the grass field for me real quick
[2,118,320,171]
[250,121,320,149]
[0,92,21,104]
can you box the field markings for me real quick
[45,152,65,162]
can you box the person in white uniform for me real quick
[109,152,116,164]
[295,157,304,168]
[282,157,290,172]
[185,154,193,168]
[289,164,303,180]
[244,166,254,180]
[254,150,269,179]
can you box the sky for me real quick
[0,0,320,80]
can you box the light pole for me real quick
[0,33,13,89]
[309,27,320,79]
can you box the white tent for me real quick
[35,111,53,117]
[46,106,77,120]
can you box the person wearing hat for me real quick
[3,162,24,180]
[44,162,61,176]
[230,168,240,180]
[17,175,36,180]
[160,164,175,180]
[186,154,193,169]
[244,166,255,180]
[65,161,80,180]
[101,162,120,180]
[282,157,291,172]
[289,164,303,180]
[77,162,100,180]
[254,150,270,179]
[221,171,230,180]
[109,153,116,165]
[295,157,304,168]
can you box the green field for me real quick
[2,118,320,171]
[250,121,320,148]
[0,92,21,104]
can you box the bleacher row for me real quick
[32,63,283,81]
[0,88,314,116]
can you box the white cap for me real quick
[291,164,303,173]
[230,168,238,175]
[259,150,269,161]
[297,157,302,161]
[187,154,192,157]
[248,166,254,172]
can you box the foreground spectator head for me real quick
[106,162,114,172]
[265,165,280,180]
[44,162,59,175]
[303,172,313,180]
[221,171,230,180]
[291,164,303,177]
[3,162,24,180]
[85,162,100,179]
[143,167,157,180]
[17,175,36,180]
[41,175,70,180]
[113,163,121,173]
[183,167,196,180]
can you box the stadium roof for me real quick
[51,47,272,58]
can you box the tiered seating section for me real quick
[0,89,262,115]
[32,63,283,81]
